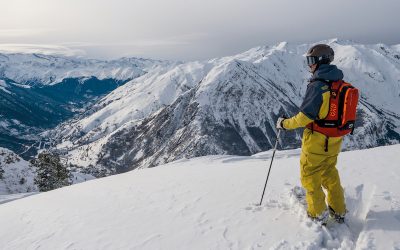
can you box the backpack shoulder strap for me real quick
[311,78,331,84]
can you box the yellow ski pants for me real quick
[300,128,346,217]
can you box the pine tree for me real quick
[0,163,4,179]
[31,151,71,192]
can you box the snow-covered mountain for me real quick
[0,147,37,194]
[0,54,173,156]
[0,53,170,86]
[52,39,400,173]
[0,144,399,249]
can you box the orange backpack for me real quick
[306,80,359,138]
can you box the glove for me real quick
[276,117,286,130]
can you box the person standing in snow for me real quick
[276,44,346,224]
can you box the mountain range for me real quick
[51,39,400,174]
[1,39,399,177]
[0,54,170,157]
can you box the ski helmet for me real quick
[306,44,334,66]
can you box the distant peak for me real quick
[275,41,288,50]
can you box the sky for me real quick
[1,0,400,61]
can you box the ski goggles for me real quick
[306,56,319,66]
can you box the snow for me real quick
[70,172,96,185]
[0,192,37,205]
[9,82,31,88]
[0,147,37,194]
[0,79,11,94]
[391,44,400,54]
[0,144,399,249]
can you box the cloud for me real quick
[53,33,209,60]
[128,33,208,47]
[62,33,207,48]
[0,0,399,60]
[0,44,86,57]
[0,29,52,38]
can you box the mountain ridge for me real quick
[0,53,173,86]
[49,39,400,173]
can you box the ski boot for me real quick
[307,210,329,226]
[328,206,345,224]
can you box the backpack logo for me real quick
[330,103,337,117]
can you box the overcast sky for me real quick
[1,0,400,60]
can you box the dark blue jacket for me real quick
[300,64,344,120]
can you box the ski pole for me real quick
[258,129,281,206]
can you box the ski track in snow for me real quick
[0,145,399,249]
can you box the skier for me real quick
[276,44,348,224]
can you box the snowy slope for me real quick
[53,39,400,172]
[0,147,37,194]
[0,144,399,249]
[0,53,171,85]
